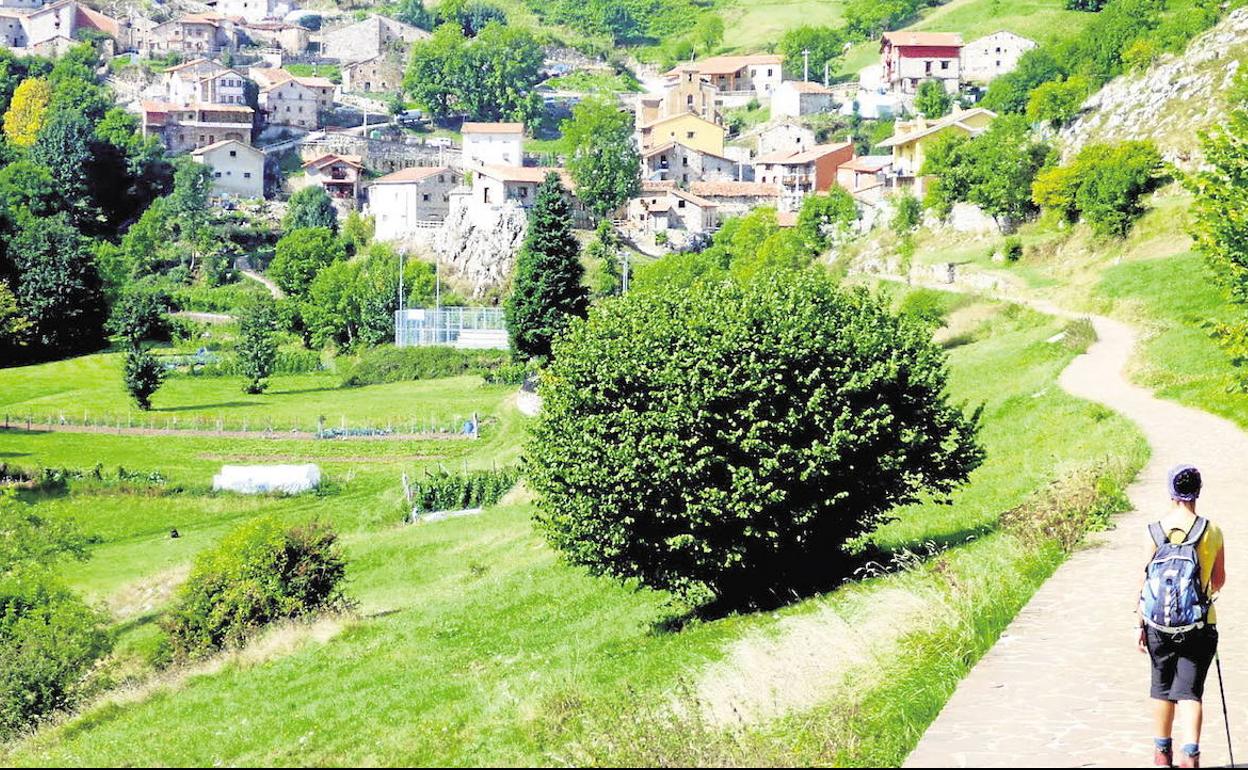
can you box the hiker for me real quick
[1138,464,1227,769]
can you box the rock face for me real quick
[1061,8,1248,165]
[431,203,528,298]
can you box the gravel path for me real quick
[906,308,1248,767]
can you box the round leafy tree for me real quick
[527,271,983,601]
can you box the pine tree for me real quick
[504,174,588,360]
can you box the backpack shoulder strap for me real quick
[1183,516,1209,546]
[1148,521,1167,549]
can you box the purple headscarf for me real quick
[1168,464,1202,502]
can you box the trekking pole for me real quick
[1216,652,1236,768]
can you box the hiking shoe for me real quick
[1178,751,1199,769]
[1155,747,1174,767]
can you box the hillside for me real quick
[1061,6,1248,161]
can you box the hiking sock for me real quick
[1156,738,1174,752]
[1181,743,1199,758]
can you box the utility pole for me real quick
[802,49,811,82]
[397,249,404,311]
[824,61,830,87]
[621,250,630,294]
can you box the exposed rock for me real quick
[431,203,528,298]
[1061,7,1248,166]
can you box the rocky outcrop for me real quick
[430,203,528,298]
[1061,8,1248,165]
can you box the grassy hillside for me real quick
[0,290,1145,765]
[719,0,848,51]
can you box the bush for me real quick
[124,346,165,410]
[161,517,349,661]
[1003,236,1024,262]
[340,345,510,387]
[1031,140,1165,237]
[407,467,521,514]
[1000,460,1133,551]
[0,491,110,739]
[527,271,984,602]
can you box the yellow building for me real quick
[636,111,727,157]
[877,107,995,195]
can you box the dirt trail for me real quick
[905,300,1248,766]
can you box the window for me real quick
[244,172,251,178]
[214,171,221,177]
[940,61,949,70]
[686,131,694,139]
[422,193,430,201]
[229,150,236,157]
[519,186,529,198]
[678,199,686,208]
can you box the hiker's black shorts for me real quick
[1147,625,1219,702]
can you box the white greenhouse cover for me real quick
[212,464,321,495]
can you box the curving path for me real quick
[906,310,1248,767]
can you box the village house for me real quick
[238,20,308,55]
[627,185,719,240]
[666,54,783,105]
[341,53,404,94]
[369,165,464,241]
[471,165,591,227]
[317,14,429,63]
[160,59,249,106]
[641,141,738,186]
[0,0,44,10]
[461,122,524,168]
[636,111,726,156]
[687,180,782,217]
[771,80,837,119]
[138,100,255,153]
[191,139,265,199]
[137,13,244,58]
[301,153,364,203]
[252,68,335,129]
[638,63,720,124]
[835,155,893,203]
[756,120,817,158]
[880,31,963,95]
[876,107,995,195]
[960,30,1037,84]
[208,0,295,23]
[0,0,124,55]
[753,141,855,211]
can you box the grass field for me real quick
[0,288,1147,766]
[720,0,846,51]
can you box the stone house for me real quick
[880,31,963,95]
[192,139,265,198]
[138,13,245,58]
[138,100,254,153]
[641,141,738,186]
[461,122,524,168]
[756,120,817,158]
[666,54,783,104]
[252,67,335,129]
[471,165,591,227]
[341,52,404,94]
[0,1,124,53]
[369,165,464,240]
[317,15,429,63]
[239,20,308,55]
[771,80,837,119]
[627,186,718,237]
[960,30,1037,84]
[835,155,893,203]
[753,141,855,211]
[687,180,782,217]
[638,63,720,124]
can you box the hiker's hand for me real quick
[1137,627,1147,653]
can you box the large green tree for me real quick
[237,296,279,394]
[914,79,952,118]
[562,97,639,220]
[7,213,107,355]
[504,174,588,359]
[404,21,543,123]
[269,227,346,298]
[284,185,339,233]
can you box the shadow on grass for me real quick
[650,521,998,635]
[155,401,253,413]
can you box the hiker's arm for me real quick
[1212,545,1227,596]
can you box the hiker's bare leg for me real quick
[1154,698,1176,738]
[1176,699,1203,746]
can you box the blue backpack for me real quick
[1140,517,1210,633]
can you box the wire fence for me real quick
[0,411,481,440]
[395,307,509,348]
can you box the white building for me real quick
[756,120,817,158]
[161,59,249,106]
[960,31,1037,84]
[192,139,265,198]
[461,122,523,168]
[369,165,464,241]
[771,80,837,119]
[210,0,294,23]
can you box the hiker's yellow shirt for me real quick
[1146,513,1225,625]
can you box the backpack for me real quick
[1140,516,1210,633]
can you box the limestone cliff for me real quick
[430,203,528,298]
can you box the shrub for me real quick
[1032,140,1165,237]
[124,345,165,410]
[527,271,984,602]
[1003,236,1024,262]
[161,517,350,661]
[237,296,278,394]
[340,345,510,387]
[407,466,521,514]
[1000,460,1134,551]
[891,192,922,235]
[0,492,110,739]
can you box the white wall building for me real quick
[210,0,294,23]
[192,139,265,198]
[771,80,837,119]
[369,165,464,241]
[461,122,523,168]
[960,30,1037,84]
